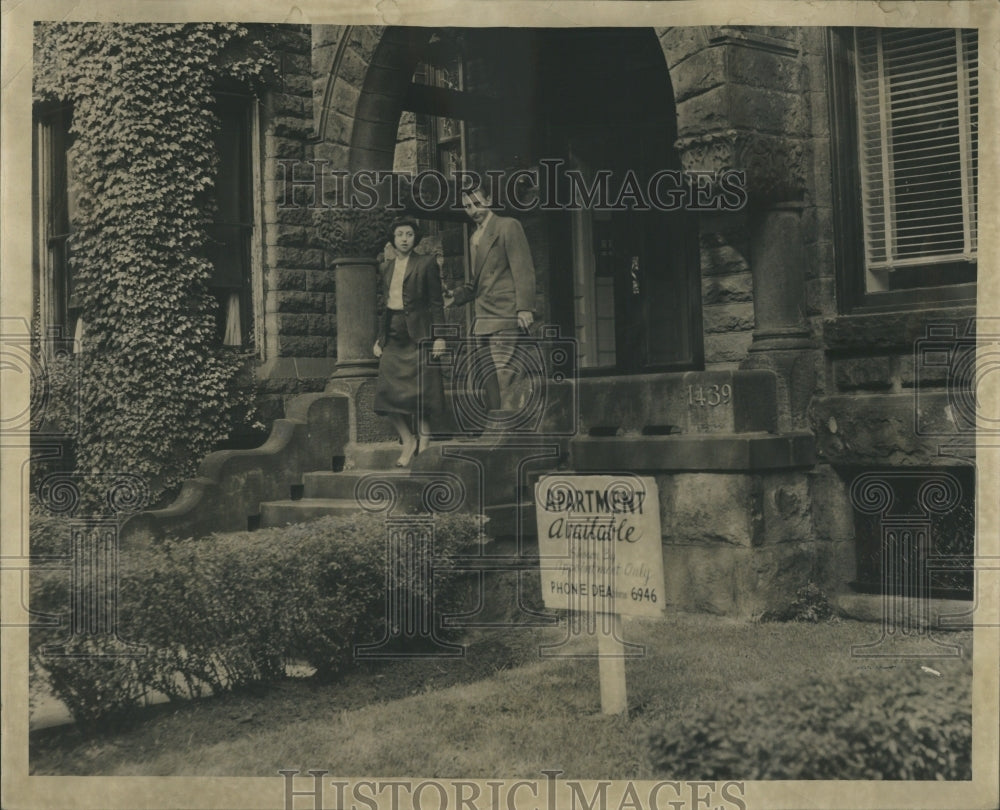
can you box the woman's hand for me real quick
[373,341,382,359]
[431,338,446,359]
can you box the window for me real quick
[207,92,259,349]
[33,94,261,353]
[33,104,79,351]
[830,28,978,309]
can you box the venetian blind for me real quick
[854,28,978,272]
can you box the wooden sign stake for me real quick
[598,612,627,716]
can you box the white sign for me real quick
[535,474,665,618]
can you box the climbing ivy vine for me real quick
[33,22,277,510]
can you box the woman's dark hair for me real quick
[388,216,423,247]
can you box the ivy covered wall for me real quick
[32,22,305,510]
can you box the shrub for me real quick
[647,659,971,780]
[30,511,483,725]
[760,581,837,623]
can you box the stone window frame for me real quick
[828,27,978,313]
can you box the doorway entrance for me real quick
[387,27,702,373]
[539,28,702,372]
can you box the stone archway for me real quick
[313,26,433,171]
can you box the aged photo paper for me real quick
[2,1,998,809]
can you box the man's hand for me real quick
[373,341,382,359]
[442,287,455,308]
[431,338,446,359]
[517,310,534,332]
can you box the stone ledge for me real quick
[834,593,974,632]
[121,393,350,544]
[823,306,975,353]
[569,432,815,472]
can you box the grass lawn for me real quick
[29,613,972,778]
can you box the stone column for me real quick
[748,202,812,353]
[330,257,379,378]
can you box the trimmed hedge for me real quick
[648,658,972,780]
[30,512,483,725]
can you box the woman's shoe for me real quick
[396,437,417,467]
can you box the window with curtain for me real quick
[206,92,257,348]
[831,28,978,308]
[34,94,260,352]
[33,104,80,352]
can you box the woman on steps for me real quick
[373,217,447,467]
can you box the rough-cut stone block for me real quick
[329,80,361,116]
[349,26,383,63]
[265,246,324,270]
[805,277,836,318]
[273,291,325,314]
[898,354,950,389]
[702,272,753,305]
[282,52,312,76]
[703,331,752,365]
[263,135,306,160]
[759,472,813,544]
[306,269,337,293]
[313,140,351,169]
[337,45,369,88]
[271,224,308,247]
[700,235,750,277]
[726,46,803,93]
[309,314,336,336]
[807,465,855,544]
[703,302,755,334]
[271,116,313,139]
[669,45,725,103]
[823,307,975,352]
[270,268,308,291]
[657,27,711,71]
[811,391,969,466]
[662,473,757,545]
[269,92,311,118]
[283,73,313,97]
[277,335,327,357]
[833,356,893,391]
[275,313,312,334]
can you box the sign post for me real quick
[535,474,665,715]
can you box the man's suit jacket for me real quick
[451,213,536,335]
[376,253,446,348]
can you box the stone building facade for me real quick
[35,24,979,616]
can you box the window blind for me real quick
[854,28,978,273]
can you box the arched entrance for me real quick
[335,26,703,374]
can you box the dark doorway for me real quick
[537,28,702,372]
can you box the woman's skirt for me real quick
[374,310,444,417]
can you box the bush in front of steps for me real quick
[646,657,971,780]
[30,512,484,726]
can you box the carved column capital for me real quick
[676,130,807,205]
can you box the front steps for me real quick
[260,438,555,535]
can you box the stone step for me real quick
[302,469,423,501]
[259,498,362,528]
